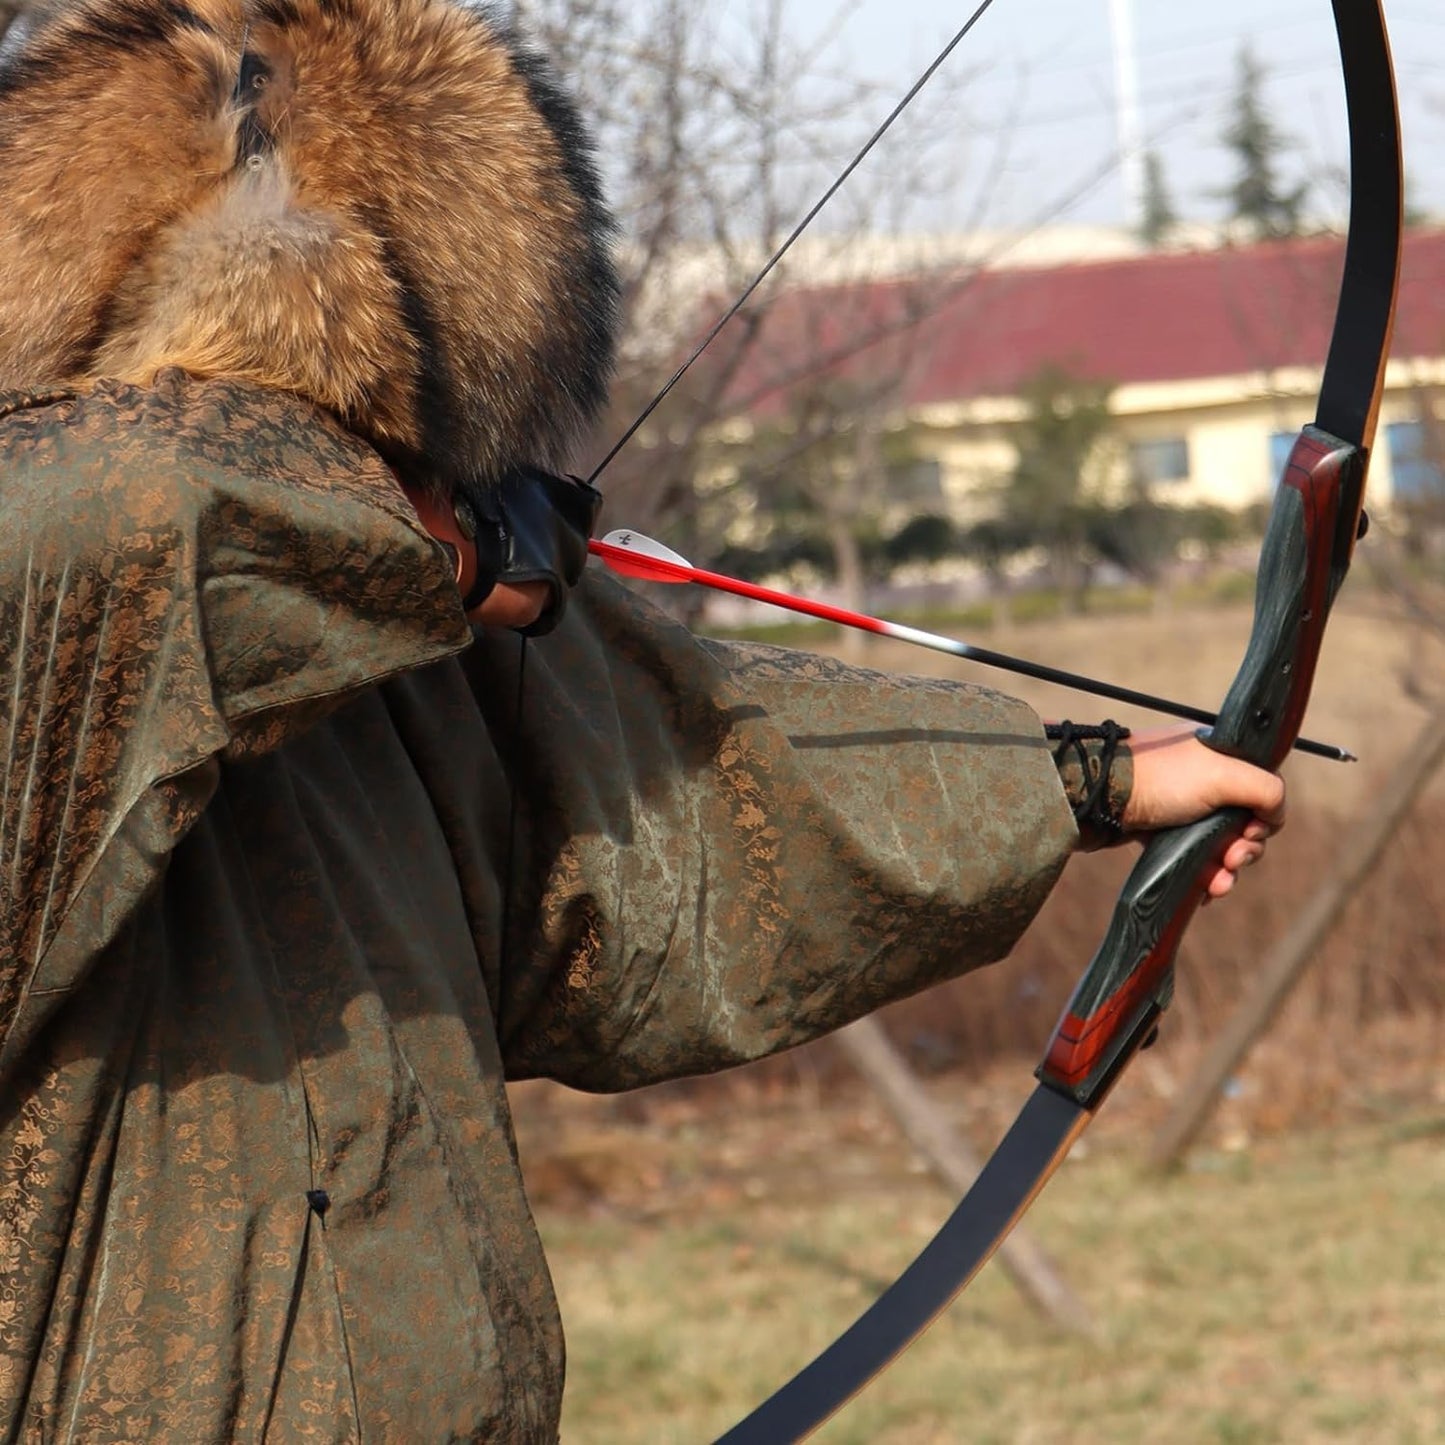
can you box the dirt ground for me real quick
[506,590,1445,1441]
[512,1017,1445,1444]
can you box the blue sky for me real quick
[776,0,1442,231]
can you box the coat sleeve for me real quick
[0,374,470,1071]
[465,570,1080,1090]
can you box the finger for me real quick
[1193,745,1285,822]
[1206,868,1236,900]
[1221,838,1266,873]
[470,579,549,629]
[1213,761,1287,828]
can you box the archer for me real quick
[0,0,1311,1438]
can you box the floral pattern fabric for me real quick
[0,376,1076,1442]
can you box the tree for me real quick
[996,364,1116,610]
[713,371,903,651]
[1220,46,1309,240]
[1139,149,1178,248]
[518,0,980,585]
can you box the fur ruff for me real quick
[0,0,618,495]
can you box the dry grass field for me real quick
[522,1077,1445,1443]
[511,589,1445,1444]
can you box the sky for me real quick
[774,0,1443,234]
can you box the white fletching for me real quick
[599,529,693,568]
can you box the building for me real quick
[708,227,1445,523]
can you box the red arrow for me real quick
[588,530,1353,763]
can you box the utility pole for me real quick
[1108,0,1146,231]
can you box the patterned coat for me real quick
[0,374,1078,1442]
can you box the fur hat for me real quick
[0,0,618,496]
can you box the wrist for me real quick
[1046,720,1133,851]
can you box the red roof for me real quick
[712,228,1445,419]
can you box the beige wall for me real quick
[910,356,1443,515]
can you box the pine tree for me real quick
[1139,150,1178,248]
[1221,46,1308,240]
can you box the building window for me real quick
[1129,436,1189,486]
[1386,420,1445,502]
[1268,430,1296,483]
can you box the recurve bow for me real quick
[709,2,1402,1439]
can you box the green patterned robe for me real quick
[0,373,1078,1442]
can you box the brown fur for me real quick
[0,0,618,495]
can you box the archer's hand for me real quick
[398,473,595,632]
[1124,724,1286,899]
[401,481,576,632]
[465,579,546,628]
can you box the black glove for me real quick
[454,467,603,635]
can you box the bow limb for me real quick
[715,3,1401,1440]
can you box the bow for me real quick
[694,2,1401,1439]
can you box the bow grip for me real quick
[1207,427,1365,770]
[1037,426,1365,1106]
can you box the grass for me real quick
[518,590,1445,1442]
[699,570,1260,649]
[534,1107,1445,1444]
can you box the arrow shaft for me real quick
[588,539,1350,762]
